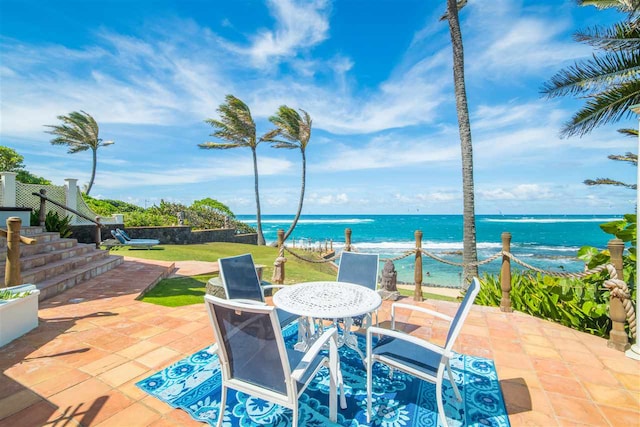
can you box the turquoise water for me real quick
[237,214,622,287]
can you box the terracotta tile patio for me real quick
[0,257,638,426]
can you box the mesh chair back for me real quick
[445,277,480,348]
[207,296,288,395]
[219,254,264,301]
[337,252,379,290]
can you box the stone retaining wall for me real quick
[70,224,258,245]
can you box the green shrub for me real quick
[30,209,72,238]
[124,210,175,227]
[477,214,637,340]
[477,272,611,337]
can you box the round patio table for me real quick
[273,281,382,359]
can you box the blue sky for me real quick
[0,0,636,215]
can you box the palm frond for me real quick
[617,127,639,136]
[584,178,637,189]
[578,0,639,13]
[607,152,638,164]
[204,95,257,148]
[541,50,640,98]
[45,111,100,149]
[560,78,640,137]
[575,20,640,50]
[198,142,241,150]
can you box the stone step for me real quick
[0,231,63,249]
[1,250,113,285]
[0,238,79,259]
[35,255,124,300]
[0,243,96,272]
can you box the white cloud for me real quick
[241,0,331,66]
[478,184,554,201]
[306,192,349,206]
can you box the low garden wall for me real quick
[114,226,256,245]
[70,224,257,245]
[71,224,123,243]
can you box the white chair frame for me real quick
[365,277,481,427]
[205,295,345,427]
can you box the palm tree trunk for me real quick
[251,147,265,245]
[283,149,306,242]
[87,147,97,195]
[446,0,478,284]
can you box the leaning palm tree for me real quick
[45,111,113,195]
[442,0,479,283]
[266,106,312,243]
[541,1,639,137]
[199,95,276,245]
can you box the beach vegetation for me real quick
[0,146,50,185]
[45,110,114,195]
[85,195,255,233]
[30,209,73,238]
[200,95,279,246]
[266,106,313,243]
[477,272,612,337]
[441,0,479,284]
[477,214,637,339]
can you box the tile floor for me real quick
[0,257,638,426]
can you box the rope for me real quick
[418,249,504,267]
[277,243,636,338]
[503,252,609,278]
[380,250,415,263]
[602,264,636,339]
[283,245,340,263]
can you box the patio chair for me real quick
[115,228,160,245]
[365,277,481,427]
[337,251,380,328]
[218,253,298,327]
[109,230,159,248]
[204,295,344,426]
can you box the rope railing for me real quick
[271,227,636,352]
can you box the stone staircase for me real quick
[0,226,123,300]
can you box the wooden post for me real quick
[414,230,423,301]
[38,189,46,227]
[500,232,513,312]
[345,228,352,252]
[271,229,286,284]
[5,217,23,287]
[607,238,630,351]
[94,217,102,249]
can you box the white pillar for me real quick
[64,178,78,224]
[1,172,17,207]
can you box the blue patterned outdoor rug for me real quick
[137,323,509,426]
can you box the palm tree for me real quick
[45,111,114,195]
[266,106,312,242]
[442,0,478,283]
[541,1,639,137]
[200,95,276,245]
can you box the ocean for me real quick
[237,214,622,287]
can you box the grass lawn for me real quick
[122,242,456,306]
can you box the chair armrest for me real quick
[230,299,267,306]
[291,327,338,381]
[391,302,453,322]
[262,284,285,291]
[367,326,448,357]
[206,343,219,355]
